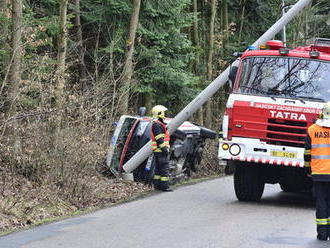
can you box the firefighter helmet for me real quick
[152,105,168,119]
[322,102,330,119]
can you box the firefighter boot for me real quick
[317,234,327,241]
[156,182,173,192]
[157,179,173,192]
[161,187,173,192]
[317,226,328,241]
[153,177,161,190]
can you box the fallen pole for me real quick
[122,0,312,174]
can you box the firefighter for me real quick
[304,102,330,241]
[150,105,172,192]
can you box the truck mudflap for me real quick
[218,137,304,167]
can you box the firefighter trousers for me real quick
[153,152,170,190]
[313,181,330,238]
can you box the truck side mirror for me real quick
[229,66,238,88]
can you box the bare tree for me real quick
[6,0,22,115]
[120,0,141,114]
[55,0,68,108]
[74,0,87,90]
[0,0,10,100]
[2,0,23,154]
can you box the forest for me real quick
[0,0,329,232]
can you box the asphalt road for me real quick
[0,176,329,248]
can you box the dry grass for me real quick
[0,107,150,233]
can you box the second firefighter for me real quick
[304,102,330,241]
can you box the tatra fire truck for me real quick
[219,38,330,201]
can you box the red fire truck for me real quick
[219,38,330,201]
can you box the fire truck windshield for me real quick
[236,57,330,102]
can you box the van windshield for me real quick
[235,56,330,102]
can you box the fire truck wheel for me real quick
[234,163,265,202]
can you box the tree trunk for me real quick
[144,93,152,115]
[220,0,228,50]
[207,0,216,81]
[218,0,224,57]
[224,0,228,40]
[192,0,199,74]
[6,0,22,114]
[4,0,22,154]
[120,0,141,114]
[238,0,246,43]
[205,0,216,128]
[93,24,101,83]
[0,0,10,42]
[55,0,68,109]
[74,0,87,91]
[0,0,10,105]
[192,0,203,125]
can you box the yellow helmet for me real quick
[152,105,168,119]
[322,102,330,119]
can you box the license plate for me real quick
[270,150,297,159]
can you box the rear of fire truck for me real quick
[219,38,330,201]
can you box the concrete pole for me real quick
[281,0,287,44]
[122,0,312,174]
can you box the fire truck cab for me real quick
[219,38,330,201]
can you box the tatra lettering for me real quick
[291,113,298,119]
[269,110,306,121]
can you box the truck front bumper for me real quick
[218,137,304,167]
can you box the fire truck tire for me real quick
[234,164,265,202]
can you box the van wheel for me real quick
[234,163,264,202]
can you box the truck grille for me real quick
[265,119,307,147]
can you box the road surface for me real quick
[0,176,328,248]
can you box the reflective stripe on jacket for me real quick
[150,120,170,152]
[307,124,330,176]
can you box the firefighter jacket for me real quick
[150,119,170,153]
[304,123,330,181]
